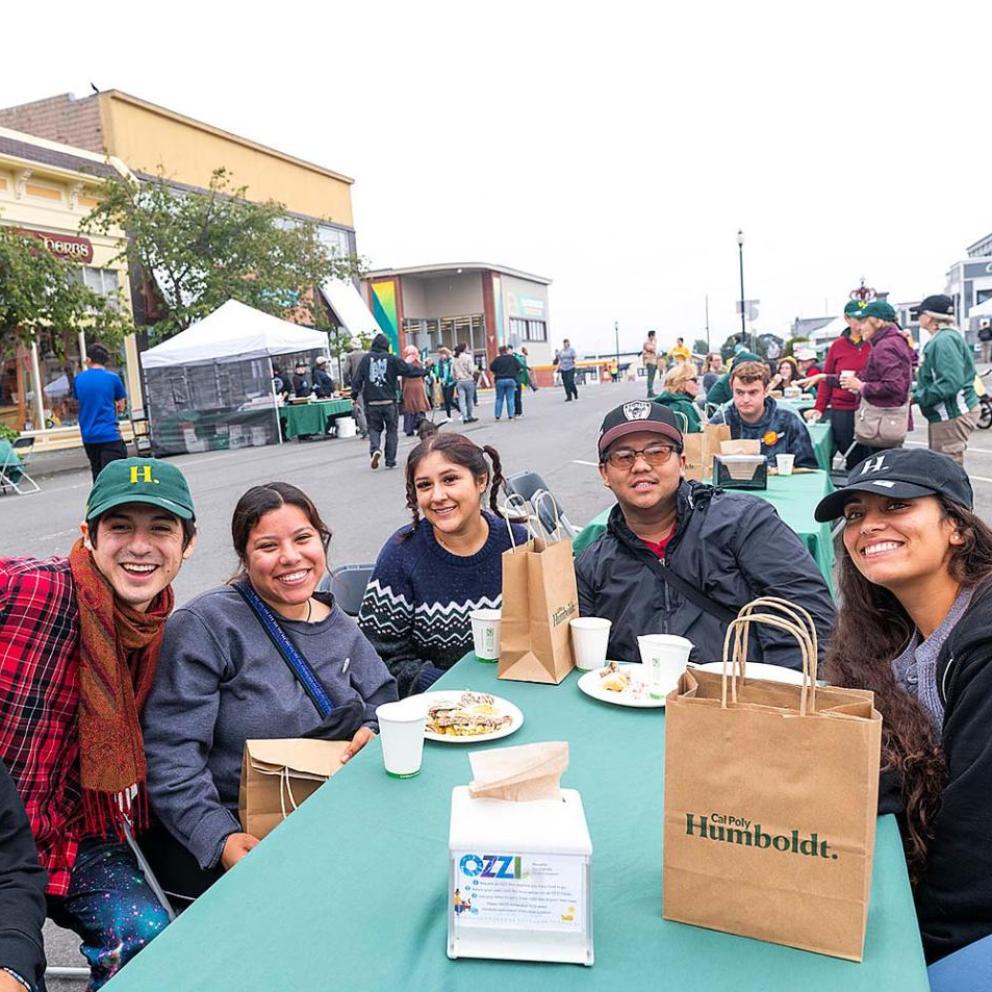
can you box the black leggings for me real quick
[829,408,871,471]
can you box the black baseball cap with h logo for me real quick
[814,449,972,522]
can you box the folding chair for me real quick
[317,563,375,616]
[0,437,41,495]
[502,471,578,540]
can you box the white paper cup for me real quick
[776,453,795,476]
[469,609,501,662]
[569,617,612,670]
[376,699,427,778]
[637,634,693,696]
[840,370,854,379]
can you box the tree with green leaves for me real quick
[0,224,128,362]
[82,167,364,343]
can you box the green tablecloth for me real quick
[808,421,833,472]
[108,658,927,992]
[573,471,836,594]
[280,399,354,440]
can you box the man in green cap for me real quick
[0,457,196,989]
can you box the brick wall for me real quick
[0,93,103,153]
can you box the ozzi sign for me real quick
[15,227,94,264]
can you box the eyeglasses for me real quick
[603,443,677,469]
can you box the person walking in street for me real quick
[343,338,369,438]
[489,346,520,421]
[642,330,659,396]
[0,760,47,992]
[451,343,479,423]
[73,343,128,482]
[400,346,431,436]
[350,333,428,469]
[913,294,980,467]
[436,346,459,420]
[802,300,872,469]
[839,300,916,450]
[511,345,536,417]
[556,338,579,401]
[311,355,335,398]
[0,458,197,989]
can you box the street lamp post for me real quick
[737,229,748,349]
[614,320,620,376]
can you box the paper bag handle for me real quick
[498,494,537,548]
[719,597,818,715]
[279,766,301,821]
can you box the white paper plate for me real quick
[690,661,807,685]
[577,663,665,709]
[421,690,524,744]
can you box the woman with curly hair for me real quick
[358,433,528,695]
[814,448,992,964]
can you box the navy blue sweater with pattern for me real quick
[358,511,527,695]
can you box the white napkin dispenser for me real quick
[447,786,593,965]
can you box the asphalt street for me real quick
[12,378,992,983]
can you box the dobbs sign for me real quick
[15,227,94,264]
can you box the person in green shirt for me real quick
[704,349,761,407]
[912,294,979,466]
[511,345,537,418]
[653,362,702,432]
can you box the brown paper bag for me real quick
[663,598,882,961]
[683,424,730,481]
[239,738,350,841]
[719,438,761,455]
[498,532,578,684]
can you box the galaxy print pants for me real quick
[46,837,170,990]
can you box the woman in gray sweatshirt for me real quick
[142,483,397,894]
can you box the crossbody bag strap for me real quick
[641,555,739,625]
[233,581,334,719]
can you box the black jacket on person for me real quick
[881,581,992,964]
[490,354,520,379]
[350,333,426,404]
[312,367,335,398]
[0,760,47,990]
[292,372,311,398]
[574,480,835,667]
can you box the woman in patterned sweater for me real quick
[359,433,528,695]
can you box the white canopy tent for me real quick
[969,297,992,319]
[141,299,328,369]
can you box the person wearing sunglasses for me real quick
[575,402,834,667]
[653,363,702,432]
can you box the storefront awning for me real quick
[320,279,382,339]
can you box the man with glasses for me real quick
[575,401,834,666]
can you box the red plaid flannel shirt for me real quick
[0,556,82,896]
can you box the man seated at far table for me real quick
[575,401,834,667]
[708,360,817,468]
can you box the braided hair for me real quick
[402,433,506,538]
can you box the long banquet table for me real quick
[279,398,354,440]
[106,657,928,991]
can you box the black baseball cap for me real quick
[598,401,684,456]
[911,294,955,319]
[814,448,972,522]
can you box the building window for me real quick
[317,224,356,259]
[71,267,120,307]
[509,317,547,343]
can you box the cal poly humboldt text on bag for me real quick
[663,600,882,961]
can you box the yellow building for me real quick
[0,127,137,449]
[0,90,358,271]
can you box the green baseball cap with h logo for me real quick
[85,457,196,522]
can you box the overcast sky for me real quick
[6,0,991,354]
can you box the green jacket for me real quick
[653,391,702,433]
[513,352,532,387]
[704,350,761,407]
[914,327,978,422]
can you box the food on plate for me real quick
[427,691,513,737]
[598,661,631,693]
